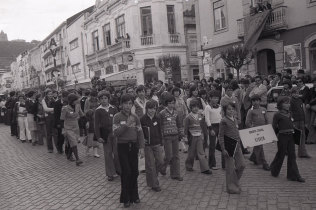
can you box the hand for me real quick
[98,138,105,143]
[139,148,145,158]
[210,130,216,136]
[86,122,90,129]
[223,150,229,157]
[62,129,65,135]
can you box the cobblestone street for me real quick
[1,124,316,210]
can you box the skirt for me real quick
[86,133,99,148]
[65,129,79,147]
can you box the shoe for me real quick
[48,150,53,153]
[288,177,305,183]
[32,142,36,146]
[186,168,194,172]
[11,134,15,136]
[58,150,63,154]
[202,170,212,175]
[243,149,250,155]
[76,160,83,166]
[159,170,166,176]
[134,199,140,204]
[28,140,32,143]
[21,140,26,143]
[107,176,114,181]
[123,201,131,208]
[171,177,183,181]
[94,154,100,158]
[140,170,146,174]
[152,186,161,192]
[68,156,75,162]
[263,164,271,171]
[299,155,311,159]
[211,166,220,170]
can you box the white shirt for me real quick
[204,104,222,126]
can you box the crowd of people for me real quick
[1,68,315,208]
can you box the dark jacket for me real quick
[94,105,118,142]
[54,99,65,128]
[140,114,163,146]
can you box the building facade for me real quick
[28,46,43,88]
[84,0,189,85]
[195,0,316,79]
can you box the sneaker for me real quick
[68,156,75,162]
[107,176,114,181]
[186,168,194,172]
[263,164,271,171]
[94,154,100,158]
[211,166,220,170]
[171,177,183,181]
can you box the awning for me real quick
[244,10,271,50]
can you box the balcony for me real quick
[169,34,180,44]
[236,6,287,38]
[109,40,130,54]
[265,6,287,31]
[44,59,63,72]
[141,35,154,46]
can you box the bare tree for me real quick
[220,45,252,81]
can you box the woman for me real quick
[34,93,45,145]
[61,93,84,166]
[270,97,305,182]
[25,91,37,145]
[186,85,206,112]
[218,102,245,194]
[42,89,55,153]
[14,94,32,143]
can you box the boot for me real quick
[93,147,100,158]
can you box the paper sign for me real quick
[239,124,277,147]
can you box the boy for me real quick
[113,94,144,208]
[245,95,270,171]
[184,99,212,174]
[140,100,165,192]
[159,93,184,181]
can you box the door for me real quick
[257,49,276,76]
[310,41,316,75]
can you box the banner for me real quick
[239,124,277,147]
[244,10,271,50]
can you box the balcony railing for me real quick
[141,35,154,46]
[169,34,180,43]
[109,40,130,53]
[237,18,245,38]
[265,6,287,31]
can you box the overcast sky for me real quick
[0,0,95,42]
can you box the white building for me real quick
[84,0,189,85]
[0,72,13,93]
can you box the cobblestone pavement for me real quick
[0,124,316,210]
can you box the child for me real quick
[113,94,144,208]
[140,100,165,192]
[184,99,212,175]
[204,90,222,170]
[270,97,305,182]
[245,95,270,171]
[159,93,184,181]
[94,91,121,181]
[85,109,100,157]
[219,102,246,194]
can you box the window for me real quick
[140,7,153,36]
[213,0,227,32]
[106,65,114,74]
[116,15,126,38]
[193,69,199,80]
[103,23,111,46]
[70,38,79,50]
[92,30,99,52]
[72,63,80,73]
[307,0,316,7]
[167,5,176,34]
[144,58,155,67]
[189,39,198,56]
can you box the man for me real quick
[271,73,282,87]
[5,91,17,137]
[249,76,268,108]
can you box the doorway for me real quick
[257,49,276,76]
[310,41,316,75]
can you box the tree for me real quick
[158,55,181,83]
[220,45,252,81]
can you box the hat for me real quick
[251,94,261,101]
[67,93,79,105]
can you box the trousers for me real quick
[185,136,209,172]
[208,124,219,168]
[145,145,164,188]
[45,114,56,151]
[163,135,180,178]
[18,116,31,141]
[293,121,309,157]
[249,145,268,165]
[103,135,121,177]
[117,142,140,203]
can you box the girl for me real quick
[61,93,83,166]
[14,94,32,143]
[270,97,305,182]
[218,102,245,194]
[25,91,37,145]
[186,85,206,112]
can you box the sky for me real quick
[0,0,96,42]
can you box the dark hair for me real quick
[276,73,282,78]
[27,91,35,98]
[61,90,70,98]
[189,85,198,98]
[225,85,234,91]
[255,75,262,80]
[90,89,98,97]
[67,93,79,105]
[230,80,239,90]
[286,69,292,74]
[136,85,145,94]
[222,102,235,116]
[171,87,181,95]
[84,89,91,96]
[208,90,221,99]
[167,86,173,92]
[263,78,270,86]
[121,94,134,104]
[277,96,290,110]
[189,99,200,110]
[145,99,158,110]
[157,80,163,85]
[199,89,207,97]
[98,90,111,99]
[9,91,16,97]
[282,80,292,89]
[164,93,175,106]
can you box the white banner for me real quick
[239,124,277,148]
